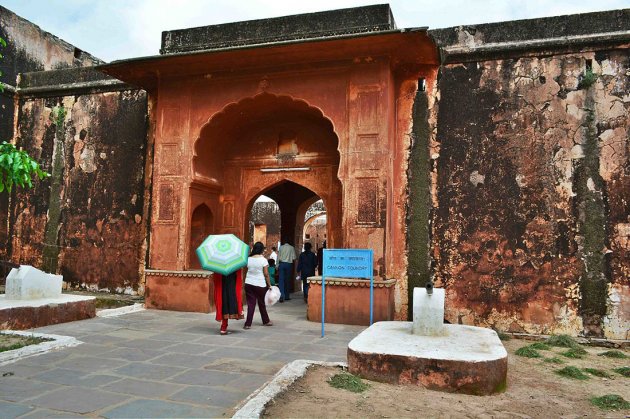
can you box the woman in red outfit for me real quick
[213,270,244,335]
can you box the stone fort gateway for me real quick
[0,4,628,339]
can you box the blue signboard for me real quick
[321,249,373,337]
[322,249,372,279]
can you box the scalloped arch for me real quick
[193,92,338,159]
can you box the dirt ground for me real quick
[263,339,629,418]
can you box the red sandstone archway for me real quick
[189,93,342,260]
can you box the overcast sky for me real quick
[1,0,628,62]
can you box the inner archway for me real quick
[247,180,326,293]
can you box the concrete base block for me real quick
[6,265,62,300]
[348,321,508,395]
[0,294,96,330]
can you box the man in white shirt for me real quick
[277,242,297,302]
[269,247,278,265]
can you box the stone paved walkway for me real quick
[0,295,365,418]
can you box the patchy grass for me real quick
[598,350,627,359]
[546,334,580,349]
[590,394,630,410]
[495,331,511,341]
[328,372,369,393]
[528,342,551,350]
[555,366,589,380]
[515,346,542,358]
[542,357,565,364]
[561,347,588,359]
[613,367,630,377]
[0,333,51,353]
[583,368,612,378]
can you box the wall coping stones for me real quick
[145,269,213,278]
[430,8,630,63]
[16,67,131,97]
[307,276,397,288]
[161,4,397,54]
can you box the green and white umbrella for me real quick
[196,234,249,275]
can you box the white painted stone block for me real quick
[5,265,63,300]
[412,287,445,336]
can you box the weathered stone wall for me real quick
[427,13,629,338]
[8,68,149,293]
[0,5,101,261]
[0,5,101,142]
[249,201,281,252]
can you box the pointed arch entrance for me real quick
[188,93,342,269]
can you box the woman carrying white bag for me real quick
[243,242,274,329]
[265,284,281,306]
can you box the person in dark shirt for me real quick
[316,240,326,275]
[297,242,317,303]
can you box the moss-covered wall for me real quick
[0,5,102,261]
[429,49,629,338]
[9,88,149,293]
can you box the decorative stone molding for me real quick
[145,269,212,278]
[307,276,396,288]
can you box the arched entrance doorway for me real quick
[303,209,327,253]
[188,93,342,266]
[247,180,327,294]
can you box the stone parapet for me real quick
[145,270,214,313]
[307,276,396,325]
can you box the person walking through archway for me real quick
[277,240,297,302]
[243,241,273,329]
[297,242,317,303]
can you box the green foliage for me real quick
[328,372,369,393]
[0,37,48,192]
[578,68,598,89]
[0,141,50,192]
[496,331,511,341]
[583,368,612,378]
[542,357,565,364]
[555,366,589,380]
[590,394,630,410]
[598,350,627,359]
[561,347,588,359]
[613,367,630,377]
[546,334,580,349]
[515,346,542,358]
[528,342,551,350]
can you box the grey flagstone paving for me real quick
[0,293,365,417]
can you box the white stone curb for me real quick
[233,360,346,418]
[0,331,82,366]
[96,303,145,318]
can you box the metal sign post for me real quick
[321,249,374,337]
